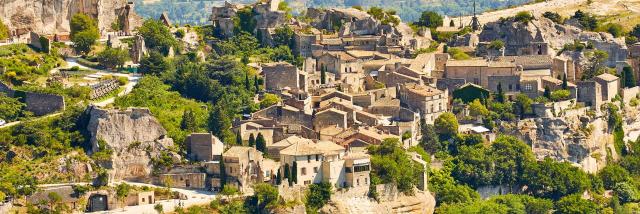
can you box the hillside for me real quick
[457,0,640,31]
[133,0,536,25]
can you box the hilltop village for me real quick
[0,0,640,213]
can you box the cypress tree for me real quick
[291,161,298,185]
[284,164,291,186]
[544,86,552,99]
[256,133,266,153]
[321,66,326,84]
[562,73,568,89]
[245,73,250,91]
[220,160,227,187]
[496,83,505,103]
[254,76,260,92]
[235,130,242,145]
[624,66,636,88]
[276,169,282,185]
[248,133,256,147]
[180,110,196,132]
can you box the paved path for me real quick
[0,112,62,129]
[92,182,217,214]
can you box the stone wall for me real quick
[23,92,65,116]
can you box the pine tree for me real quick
[544,86,552,99]
[256,133,266,153]
[248,134,255,147]
[562,73,568,89]
[235,130,242,145]
[291,161,298,185]
[180,110,196,132]
[208,104,233,143]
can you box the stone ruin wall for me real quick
[23,92,65,116]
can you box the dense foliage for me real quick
[368,138,425,194]
[114,76,209,149]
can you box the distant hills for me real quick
[133,0,536,25]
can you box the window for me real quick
[524,84,533,91]
[345,167,352,173]
[365,178,368,185]
[357,178,360,186]
[307,155,311,163]
[315,154,319,161]
[302,167,307,175]
[354,164,370,172]
[142,198,145,202]
[508,84,513,90]
[304,180,311,185]
[314,167,318,173]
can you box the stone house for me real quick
[541,76,577,99]
[314,108,348,131]
[222,146,265,192]
[577,81,603,107]
[343,152,371,188]
[126,191,154,206]
[594,73,620,103]
[262,62,303,92]
[397,83,448,123]
[159,173,207,189]
[27,186,80,211]
[186,133,224,162]
[445,59,517,88]
[279,139,370,188]
[316,51,363,80]
[377,62,424,87]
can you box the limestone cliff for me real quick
[319,185,436,214]
[0,0,141,35]
[479,17,627,67]
[86,106,178,180]
[505,109,614,173]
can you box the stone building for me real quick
[445,59,517,88]
[280,139,343,187]
[577,81,602,107]
[186,133,224,162]
[594,73,620,103]
[316,51,363,80]
[262,62,302,91]
[397,83,448,123]
[222,146,265,192]
[343,152,371,188]
[159,173,207,189]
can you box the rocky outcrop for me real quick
[320,185,435,214]
[0,0,141,36]
[507,110,614,173]
[87,106,178,180]
[479,17,627,67]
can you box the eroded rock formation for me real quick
[479,17,627,67]
[86,106,178,180]
[0,0,141,36]
[506,110,614,173]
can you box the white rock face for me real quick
[0,0,132,35]
[510,112,614,173]
[87,107,177,180]
[479,17,628,67]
